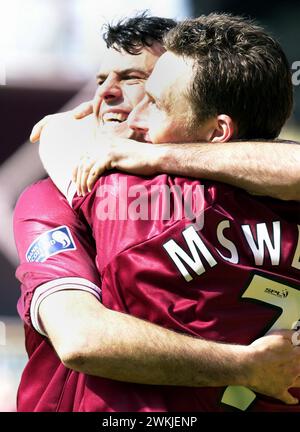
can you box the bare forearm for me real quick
[67,308,249,386]
[155,141,300,200]
[40,290,249,387]
[40,291,300,403]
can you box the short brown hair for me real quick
[164,13,293,139]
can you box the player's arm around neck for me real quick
[73,136,300,201]
[33,105,300,201]
[38,289,300,403]
[152,140,300,201]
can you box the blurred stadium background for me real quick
[0,0,299,412]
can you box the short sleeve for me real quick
[14,179,101,334]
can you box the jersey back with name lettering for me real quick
[72,172,300,412]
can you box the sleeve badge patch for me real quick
[26,226,77,263]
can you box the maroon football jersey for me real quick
[72,172,300,411]
[14,178,101,411]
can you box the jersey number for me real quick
[221,273,300,411]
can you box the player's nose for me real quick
[127,97,149,135]
[97,74,122,102]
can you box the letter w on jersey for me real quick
[26,226,76,263]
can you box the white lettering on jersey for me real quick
[215,220,239,264]
[292,225,300,270]
[163,225,217,282]
[241,221,281,266]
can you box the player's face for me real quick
[128,52,215,144]
[93,43,165,140]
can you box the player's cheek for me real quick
[149,112,164,142]
[126,84,147,109]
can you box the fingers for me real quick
[278,390,299,405]
[30,116,49,143]
[74,157,105,196]
[291,331,300,346]
[75,156,95,196]
[72,164,78,184]
[267,329,296,340]
[75,156,92,196]
[79,159,93,197]
[73,101,93,119]
[87,162,103,193]
[265,329,300,348]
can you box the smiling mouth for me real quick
[102,112,128,123]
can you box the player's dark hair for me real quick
[164,13,293,139]
[103,11,177,55]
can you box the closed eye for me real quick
[122,75,146,83]
[96,76,107,86]
[145,92,162,109]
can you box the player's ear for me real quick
[209,115,236,143]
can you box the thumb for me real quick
[30,118,47,143]
[279,391,299,405]
[267,329,296,341]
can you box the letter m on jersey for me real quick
[163,226,217,282]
